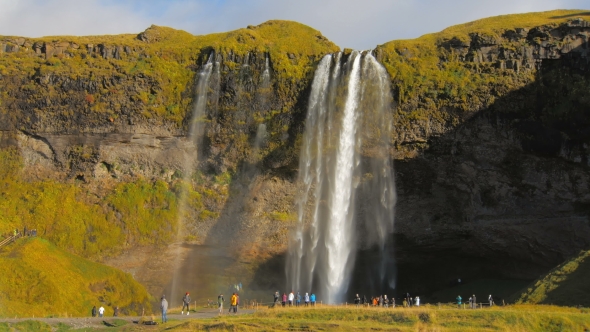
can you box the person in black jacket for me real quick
[91,306,97,317]
[354,294,361,307]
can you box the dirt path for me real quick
[0,308,254,329]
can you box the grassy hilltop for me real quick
[0,237,151,318]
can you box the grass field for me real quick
[1,305,588,331]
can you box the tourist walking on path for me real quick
[91,306,97,317]
[218,294,224,314]
[160,296,168,323]
[310,293,316,306]
[273,291,279,307]
[456,295,462,309]
[182,292,191,315]
[230,293,238,314]
[98,306,105,318]
[304,293,310,306]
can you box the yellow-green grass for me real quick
[0,147,225,259]
[376,9,590,134]
[0,237,152,318]
[514,250,590,307]
[130,306,590,331]
[0,20,338,125]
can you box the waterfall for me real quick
[286,51,396,304]
[261,55,270,88]
[170,52,216,305]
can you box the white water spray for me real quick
[287,51,396,304]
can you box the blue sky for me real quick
[0,0,588,50]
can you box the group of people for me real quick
[456,294,494,308]
[159,292,195,323]
[11,227,37,237]
[215,292,240,314]
[353,294,420,307]
[91,305,115,317]
[274,291,316,307]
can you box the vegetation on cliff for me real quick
[514,249,590,307]
[0,20,338,129]
[0,148,227,258]
[376,9,590,157]
[0,237,151,317]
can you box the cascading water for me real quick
[286,51,396,304]
[169,52,216,305]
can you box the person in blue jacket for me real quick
[310,293,316,306]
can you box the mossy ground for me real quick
[513,250,590,307]
[1,306,584,331]
[0,237,151,318]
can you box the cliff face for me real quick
[1,11,590,299]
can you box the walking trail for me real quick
[0,308,254,329]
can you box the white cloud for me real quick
[0,0,588,49]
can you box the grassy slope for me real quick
[0,237,151,318]
[513,250,590,307]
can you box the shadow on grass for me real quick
[550,12,590,19]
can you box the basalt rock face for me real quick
[1,14,590,299]
[370,17,590,296]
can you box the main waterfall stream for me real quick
[286,51,396,304]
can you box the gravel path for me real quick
[0,308,255,329]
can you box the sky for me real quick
[0,0,589,50]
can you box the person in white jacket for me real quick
[288,291,295,306]
[98,306,105,317]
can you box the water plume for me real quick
[286,51,396,304]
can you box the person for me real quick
[415,296,420,307]
[91,306,97,317]
[296,292,301,307]
[384,295,389,308]
[273,291,280,307]
[379,295,383,307]
[288,291,294,307]
[472,294,477,309]
[456,295,462,309]
[304,292,310,306]
[113,306,119,317]
[161,295,168,323]
[354,294,361,307]
[310,293,316,306]
[182,292,191,315]
[282,293,287,307]
[372,297,378,307]
[98,305,105,317]
[236,293,240,313]
[230,292,238,314]
[488,294,493,307]
[391,297,395,308]
[409,297,413,307]
[468,295,473,309]
[218,293,224,314]
[362,295,367,306]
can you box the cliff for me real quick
[1,10,590,302]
